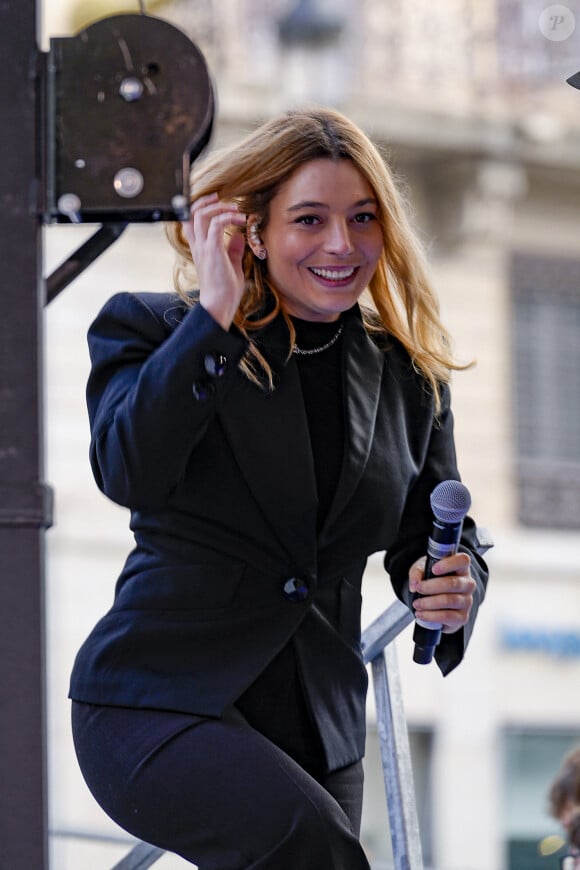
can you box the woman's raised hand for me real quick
[182,193,248,331]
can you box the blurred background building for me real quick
[41,0,580,867]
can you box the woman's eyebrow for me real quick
[287,197,378,212]
[287,200,327,211]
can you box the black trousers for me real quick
[71,701,372,870]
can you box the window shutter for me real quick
[511,252,580,529]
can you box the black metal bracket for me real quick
[45,222,129,303]
[43,13,213,224]
[41,12,215,301]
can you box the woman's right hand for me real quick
[182,193,248,331]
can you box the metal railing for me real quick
[110,599,423,870]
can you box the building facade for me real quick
[44,1,580,867]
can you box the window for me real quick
[511,253,580,529]
[503,729,580,870]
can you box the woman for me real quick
[549,749,580,869]
[562,814,580,869]
[550,748,580,832]
[70,107,489,869]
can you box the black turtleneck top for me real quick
[291,316,345,531]
[236,314,345,778]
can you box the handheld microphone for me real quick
[412,479,472,665]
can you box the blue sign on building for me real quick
[501,627,580,658]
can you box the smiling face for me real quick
[256,158,384,322]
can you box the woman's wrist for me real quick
[198,294,239,332]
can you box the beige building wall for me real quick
[42,1,580,867]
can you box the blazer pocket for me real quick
[114,563,245,613]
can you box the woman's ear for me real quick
[247,215,267,260]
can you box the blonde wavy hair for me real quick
[166,107,468,410]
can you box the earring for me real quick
[248,221,267,260]
[248,222,262,248]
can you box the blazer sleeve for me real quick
[384,382,489,675]
[86,292,248,507]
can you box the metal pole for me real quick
[372,645,424,870]
[361,599,414,665]
[111,842,166,869]
[0,1,50,868]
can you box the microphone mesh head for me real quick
[430,480,471,523]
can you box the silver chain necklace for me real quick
[292,323,343,356]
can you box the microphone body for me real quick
[412,480,471,665]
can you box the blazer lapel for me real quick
[218,307,385,569]
[218,317,319,574]
[321,309,385,538]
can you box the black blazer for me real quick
[69,291,488,770]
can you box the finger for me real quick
[414,587,473,628]
[442,604,472,632]
[188,192,219,215]
[191,191,219,204]
[414,601,472,633]
[408,556,426,593]
[414,590,472,613]
[205,210,246,239]
[184,193,218,231]
[431,552,471,576]
[417,572,476,598]
[227,228,247,263]
[184,208,246,259]
[187,195,240,236]
[415,605,470,631]
[190,196,240,224]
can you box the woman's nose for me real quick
[323,219,355,255]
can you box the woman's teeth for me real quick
[309,267,356,281]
